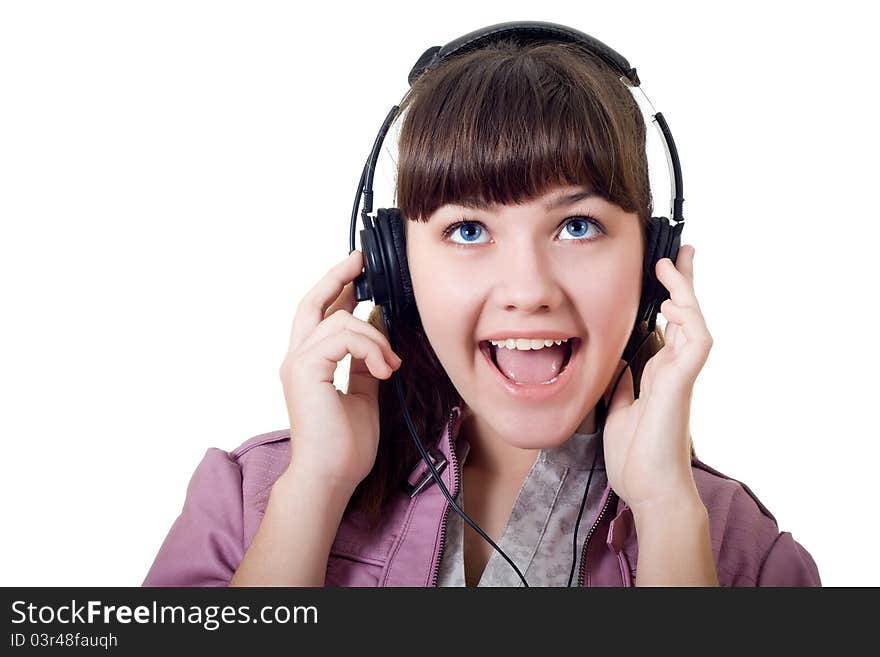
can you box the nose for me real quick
[492,243,564,312]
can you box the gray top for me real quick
[435,426,607,587]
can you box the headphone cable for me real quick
[566,328,653,586]
[386,305,654,588]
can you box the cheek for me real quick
[596,276,638,312]
[577,262,642,342]
[411,269,481,361]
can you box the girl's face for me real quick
[405,183,644,451]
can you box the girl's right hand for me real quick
[279,249,402,491]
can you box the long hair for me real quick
[344,38,697,527]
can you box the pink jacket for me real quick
[142,405,821,587]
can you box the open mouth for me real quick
[478,338,578,386]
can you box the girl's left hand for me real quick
[601,244,713,516]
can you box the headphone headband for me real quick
[408,20,641,87]
[353,20,684,257]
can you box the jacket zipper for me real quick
[425,407,617,588]
[429,407,460,587]
[576,488,616,587]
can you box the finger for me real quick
[301,308,402,370]
[288,250,364,353]
[654,300,713,384]
[303,328,396,388]
[660,244,694,345]
[659,245,697,347]
[324,280,358,320]
[342,332,399,399]
[658,299,713,349]
[661,309,678,347]
[655,247,700,310]
[670,244,696,327]
[676,244,695,284]
[345,358,382,398]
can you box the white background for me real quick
[1,1,876,587]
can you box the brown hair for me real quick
[344,37,697,527]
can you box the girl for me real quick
[143,27,821,587]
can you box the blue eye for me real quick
[448,222,485,244]
[559,217,601,241]
[441,215,605,246]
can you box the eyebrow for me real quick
[543,188,598,210]
[448,187,599,211]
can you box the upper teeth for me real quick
[489,338,570,351]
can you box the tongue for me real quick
[493,343,567,384]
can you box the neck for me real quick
[575,404,598,434]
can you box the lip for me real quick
[478,338,581,402]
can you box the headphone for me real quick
[348,21,684,587]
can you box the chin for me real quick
[481,404,584,449]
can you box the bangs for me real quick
[394,39,651,224]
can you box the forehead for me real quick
[445,186,599,212]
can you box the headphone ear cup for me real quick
[641,218,663,324]
[623,217,662,363]
[353,223,388,307]
[667,220,683,276]
[651,218,683,322]
[644,217,673,331]
[386,208,416,320]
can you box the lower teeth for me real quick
[513,375,559,386]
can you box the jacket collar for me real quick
[381,405,630,587]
